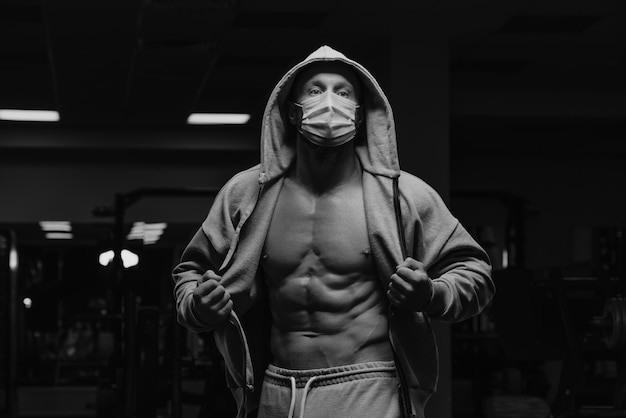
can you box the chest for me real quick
[262,180,374,277]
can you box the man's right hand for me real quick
[192,270,233,325]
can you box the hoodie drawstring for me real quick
[393,176,407,260]
[391,176,418,418]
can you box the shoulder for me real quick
[396,170,456,223]
[218,165,262,201]
[397,170,443,204]
[206,165,263,222]
[203,165,262,232]
[224,164,261,189]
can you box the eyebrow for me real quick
[307,79,355,91]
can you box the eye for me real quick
[336,90,350,98]
[309,87,323,95]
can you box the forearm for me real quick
[174,278,215,332]
[425,254,493,322]
[172,228,225,332]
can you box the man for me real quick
[173,45,494,418]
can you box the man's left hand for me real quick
[387,257,434,311]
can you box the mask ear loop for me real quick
[289,102,306,140]
[351,106,364,145]
[354,105,364,129]
[287,101,302,125]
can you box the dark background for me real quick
[1,0,626,417]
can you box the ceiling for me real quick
[1,0,625,147]
[1,0,626,245]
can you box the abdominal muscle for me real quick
[265,259,393,370]
[261,174,394,369]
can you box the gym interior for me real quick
[1,1,625,417]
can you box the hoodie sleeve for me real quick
[171,179,239,333]
[403,177,495,323]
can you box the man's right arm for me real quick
[172,225,234,332]
[172,166,261,332]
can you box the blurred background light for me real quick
[98,249,139,268]
[186,113,250,125]
[0,109,59,122]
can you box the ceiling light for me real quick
[187,113,250,125]
[45,232,73,240]
[39,221,72,232]
[143,222,167,230]
[127,222,167,245]
[0,109,60,122]
[9,247,18,270]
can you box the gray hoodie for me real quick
[172,45,494,418]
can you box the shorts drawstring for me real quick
[267,365,395,418]
[288,377,297,418]
[282,374,319,418]
[298,375,320,418]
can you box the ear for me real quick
[287,102,298,125]
[355,107,364,128]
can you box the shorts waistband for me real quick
[265,361,397,389]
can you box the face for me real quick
[289,64,363,148]
[291,62,362,112]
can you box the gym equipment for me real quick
[95,187,218,418]
[595,297,626,350]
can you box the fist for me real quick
[387,257,434,311]
[192,270,233,325]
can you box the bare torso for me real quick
[261,170,393,369]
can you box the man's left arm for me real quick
[388,181,495,322]
[424,221,494,322]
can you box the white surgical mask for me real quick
[294,90,360,147]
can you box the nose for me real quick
[325,91,335,115]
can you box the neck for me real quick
[294,135,360,194]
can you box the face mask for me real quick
[294,90,360,147]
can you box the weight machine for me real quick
[492,267,626,417]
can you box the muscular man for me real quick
[263,62,393,372]
[173,46,494,418]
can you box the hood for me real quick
[258,45,400,184]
